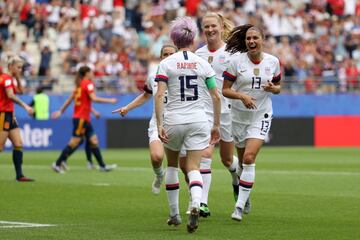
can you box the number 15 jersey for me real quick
[155,51,215,125]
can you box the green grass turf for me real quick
[0,147,359,240]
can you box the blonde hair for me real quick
[202,12,234,42]
[7,54,24,67]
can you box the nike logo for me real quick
[240,70,247,73]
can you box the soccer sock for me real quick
[55,145,75,166]
[199,157,212,205]
[228,155,240,186]
[90,145,106,168]
[153,166,164,178]
[85,139,93,163]
[236,163,255,209]
[188,170,203,209]
[13,147,24,179]
[165,167,179,216]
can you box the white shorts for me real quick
[164,121,210,152]
[148,119,160,143]
[232,117,272,148]
[219,112,233,142]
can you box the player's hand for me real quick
[158,126,169,144]
[241,94,256,109]
[262,80,280,94]
[51,110,62,119]
[210,126,220,145]
[112,106,128,117]
[94,111,101,119]
[25,105,34,116]
[109,98,117,104]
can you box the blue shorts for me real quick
[0,112,19,132]
[72,118,95,138]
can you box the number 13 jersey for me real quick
[223,52,281,122]
[155,51,216,125]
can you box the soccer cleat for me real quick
[87,162,96,170]
[233,184,239,202]
[199,203,211,218]
[167,214,182,227]
[61,161,69,171]
[52,162,65,174]
[187,207,200,233]
[99,164,117,172]
[151,174,164,195]
[231,207,243,221]
[16,176,35,182]
[244,197,251,214]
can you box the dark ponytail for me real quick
[225,24,264,54]
[75,66,91,87]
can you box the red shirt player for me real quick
[0,55,34,182]
[51,66,117,173]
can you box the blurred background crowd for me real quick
[0,0,359,94]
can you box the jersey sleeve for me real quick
[223,58,237,82]
[143,76,153,94]
[85,81,95,95]
[3,75,13,89]
[272,58,282,83]
[154,63,168,83]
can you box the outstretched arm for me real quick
[51,93,74,119]
[89,93,117,104]
[112,92,152,116]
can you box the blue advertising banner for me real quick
[4,119,106,150]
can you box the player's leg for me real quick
[232,139,263,221]
[84,137,94,168]
[164,147,181,226]
[149,139,165,194]
[199,145,213,217]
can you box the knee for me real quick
[202,148,212,159]
[150,152,163,165]
[243,152,256,164]
[220,155,233,168]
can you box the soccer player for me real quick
[191,12,244,217]
[51,66,117,173]
[112,44,177,195]
[0,55,34,182]
[222,24,281,221]
[155,16,221,233]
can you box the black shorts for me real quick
[72,118,95,139]
[0,112,19,132]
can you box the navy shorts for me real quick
[72,118,95,138]
[0,112,19,132]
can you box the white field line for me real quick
[0,221,56,229]
[3,165,360,176]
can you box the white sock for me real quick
[165,167,179,216]
[200,157,212,205]
[188,170,203,209]
[228,155,239,186]
[153,166,164,178]
[236,163,255,209]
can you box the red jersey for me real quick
[0,73,17,112]
[73,79,95,122]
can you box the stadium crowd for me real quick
[0,0,359,93]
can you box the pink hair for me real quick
[170,16,198,49]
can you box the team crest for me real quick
[265,67,271,76]
[208,56,213,63]
[253,68,260,76]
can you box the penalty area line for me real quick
[0,221,56,229]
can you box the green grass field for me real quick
[0,147,359,240]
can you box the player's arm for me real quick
[112,92,152,117]
[206,76,221,144]
[154,81,168,143]
[91,108,101,119]
[89,93,116,104]
[51,93,74,119]
[5,87,33,115]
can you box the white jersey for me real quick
[224,52,281,123]
[143,75,167,128]
[155,50,216,125]
[195,44,231,114]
